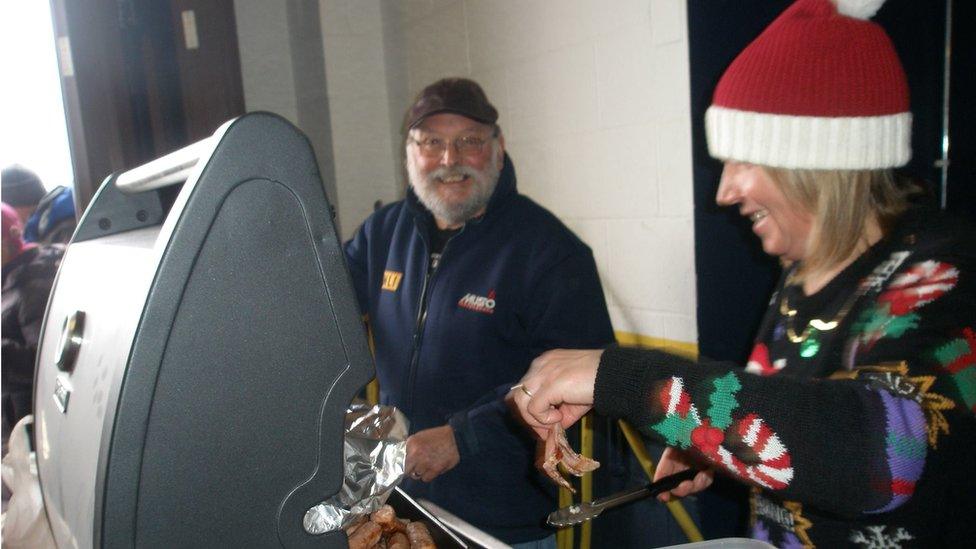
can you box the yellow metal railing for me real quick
[365,318,380,405]
[366,378,379,405]
[618,420,704,543]
[580,414,594,549]
[614,332,698,359]
[556,482,575,549]
[557,413,595,549]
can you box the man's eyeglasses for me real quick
[409,134,494,157]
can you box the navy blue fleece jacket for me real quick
[344,154,614,543]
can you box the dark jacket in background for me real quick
[2,243,65,425]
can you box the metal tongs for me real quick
[547,469,699,527]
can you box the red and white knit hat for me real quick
[705,0,911,170]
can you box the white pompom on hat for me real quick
[834,0,885,19]
[705,0,911,170]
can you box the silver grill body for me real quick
[36,227,158,548]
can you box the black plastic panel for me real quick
[98,113,372,548]
[72,173,166,243]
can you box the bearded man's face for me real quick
[406,113,503,227]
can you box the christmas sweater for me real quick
[594,208,976,548]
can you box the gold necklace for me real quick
[777,250,912,357]
[777,268,868,356]
[778,291,846,343]
[778,288,861,358]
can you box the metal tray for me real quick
[387,487,469,548]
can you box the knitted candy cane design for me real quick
[878,260,959,316]
[660,376,703,423]
[733,414,794,489]
[653,374,794,490]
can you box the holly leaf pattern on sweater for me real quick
[652,414,699,448]
[853,303,920,349]
[650,377,702,448]
[648,373,793,490]
[708,372,742,430]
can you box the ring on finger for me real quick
[411,471,422,479]
[510,383,535,398]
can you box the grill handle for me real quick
[73,119,236,243]
[115,137,216,193]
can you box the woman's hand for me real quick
[653,447,714,501]
[509,349,603,439]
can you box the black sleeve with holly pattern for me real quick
[595,243,976,518]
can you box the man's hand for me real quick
[653,447,714,501]
[405,425,460,482]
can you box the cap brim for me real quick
[408,108,494,129]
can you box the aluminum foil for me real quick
[302,403,409,534]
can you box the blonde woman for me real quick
[511,0,976,546]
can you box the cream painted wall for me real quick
[318,1,404,238]
[243,0,699,344]
[235,2,298,122]
[235,1,341,227]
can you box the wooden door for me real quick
[50,0,245,212]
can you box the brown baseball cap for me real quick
[404,78,498,131]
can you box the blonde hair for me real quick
[764,168,918,280]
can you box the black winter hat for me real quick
[2,165,47,207]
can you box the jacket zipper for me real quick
[404,230,459,413]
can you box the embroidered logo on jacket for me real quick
[458,289,496,314]
[382,270,403,292]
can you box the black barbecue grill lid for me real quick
[75,113,374,548]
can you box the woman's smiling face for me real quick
[716,161,814,262]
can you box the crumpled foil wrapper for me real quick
[303,403,409,534]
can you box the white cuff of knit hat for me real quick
[705,105,912,170]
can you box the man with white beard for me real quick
[344,78,614,547]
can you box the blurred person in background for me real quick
[2,202,65,439]
[2,164,76,245]
[23,185,76,245]
[510,0,976,546]
[1,165,47,225]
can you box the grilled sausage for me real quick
[387,531,410,549]
[371,504,405,535]
[406,521,436,549]
[347,520,382,549]
[371,505,396,525]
